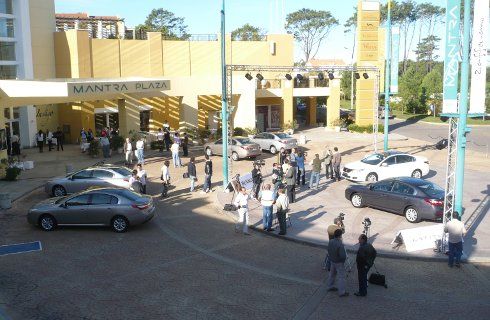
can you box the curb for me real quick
[393,117,490,127]
[213,191,490,264]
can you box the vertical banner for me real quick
[469,0,489,114]
[442,0,461,114]
[390,27,400,94]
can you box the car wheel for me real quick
[366,173,378,182]
[351,193,364,208]
[405,206,421,223]
[411,169,422,179]
[270,146,277,154]
[111,216,129,233]
[231,152,239,161]
[205,147,212,156]
[52,185,67,197]
[39,214,57,231]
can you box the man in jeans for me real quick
[234,187,251,235]
[171,141,181,168]
[332,147,342,182]
[444,211,467,268]
[284,159,296,203]
[203,155,213,193]
[327,229,349,297]
[309,154,322,189]
[259,184,275,231]
[136,138,145,164]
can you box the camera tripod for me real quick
[362,224,371,238]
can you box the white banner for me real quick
[238,173,254,190]
[469,0,489,114]
[392,224,444,252]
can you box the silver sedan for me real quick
[45,165,132,197]
[27,188,155,232]
[204,137,261,161]
[250,132,297,154]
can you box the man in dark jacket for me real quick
[355,234,377,297]
[203,155,213,193]
[187,157,197,192]
[55,127,64,151]
[182,133,189,157]
[327,229,349,297]
[284,159,296,203]
[251,163,262,199]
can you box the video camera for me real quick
[253,159,266,167]
[338,212,345,222]
[362,217,371,227]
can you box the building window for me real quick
[0,18,14,38]
[140,111,150,132]
[12,107,19,119]
[3,107,10,119]
[0,42,15,61]
[0,0,12,15]
[0,65,16,79]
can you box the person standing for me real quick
[271,163,283,199]
[55,127,64,151]
[284,159,296,203]
[129,170,143,193]
[80,128,87,144]
[332,147,342,182]
[309,154,322,189]
[164,128,171,151]
[36,130,44,153]
[203,155,213,193]
[157,128,164,152]
[182,133,189,157]
[279,148,288,165]
[251,163,262,199]
[327,229,349,297]
[136,164,147,194]
[47,130,53,151]
[355,234,377,297]
[259,184,275,231]
[160,160,171,197]
[234,187,251,235]
[187,157,197,192]
[275,188,289,235]
[87,129,94,142]
[171,141,181,168]
[124,138,133,166]
[10,133,20,159]
[136,137,145,164]
[174,132,181,145]
[163,120,170,132]
[296,151,306,185]
[323,147,334,180]
[100,133,111,158]
[444,211,467,268]
[324,217,344,271]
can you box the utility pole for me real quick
[383,0,392,151]
[220,0,229,188]
[454,0,472,216]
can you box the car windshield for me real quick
[275,133,291,139]
[417,182,444,197]
[361,153,385,165]
[235,138,252,144]
[111,167,132,177]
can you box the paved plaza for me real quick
[0,123,489,319]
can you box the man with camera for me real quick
[251,162,262,199]
[233,187,251,235]
[324,215,345,271]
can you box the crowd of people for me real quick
[32,127,65,153]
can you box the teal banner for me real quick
[442,0,461,114]
[390,28,400,94]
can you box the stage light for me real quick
[285,73,293,80]
[363,73,369,79]
[318,72,324,81]
[245,73,253,81]
[355,72,361,80]
[328,72,335,80]
[256,73,264,81]
[296,74,304,81]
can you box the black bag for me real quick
[368,264,387,288]
[223,204,237,211]
[183,172,189,179]
[435,138,448,150]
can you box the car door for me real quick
[92,169,116,188]
[378,156,397,180]
[86,192,119,224]
[383,181,416,213]
[253,133,266,150]
[364,180,394,210]
[60,194,92,224]
[394,155,414,177]
[67,170,94,193]
[213,139,223,155]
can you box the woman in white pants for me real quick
[233,187,250,235]
[124,138,133,166]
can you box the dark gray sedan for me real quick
[344,177,444,223]
[28,188,155,232]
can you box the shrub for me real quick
[233,127,246,136]
[88,140,100,157]
[110,135,124,151]
[150,141,161,150]
[5,167,21,181]
[348,124,384,133]
[243,127,258,135]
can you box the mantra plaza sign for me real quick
[68,79,170,96]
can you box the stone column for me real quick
[118,98,140,137]
[19,106,37,148]
[282,79,294,126]
[309,97,317,126]
[327,79,341,128]
[179,95,198,130]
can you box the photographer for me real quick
[251,162,262,199]
[327,216,345,240]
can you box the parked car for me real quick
[378,106,394,119]
[342,151,430,182]
[28,188,155,232]
[45,165,133,197]
[204,137,261,161]
[345,177,444,223]
[250,132,297,154]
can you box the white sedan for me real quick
[342,151,430,182]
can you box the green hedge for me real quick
[348,124,384,134]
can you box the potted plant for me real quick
[5,166,21,181]
[282,120,297,135]
[110,135,125,154]
[331,118,346,132]
[244,127,258,138]
[88,140,100,158]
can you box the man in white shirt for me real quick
[157,128,164,152]
[136,164,147,194]
[275,188,289,235]
[259,184,275,231]
[444,211,467,268]
[170,142,181,168]
[136,138,145,164]
[161,160,170,197]
[233,187,250,235]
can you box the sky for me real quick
[54,0,447,62]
